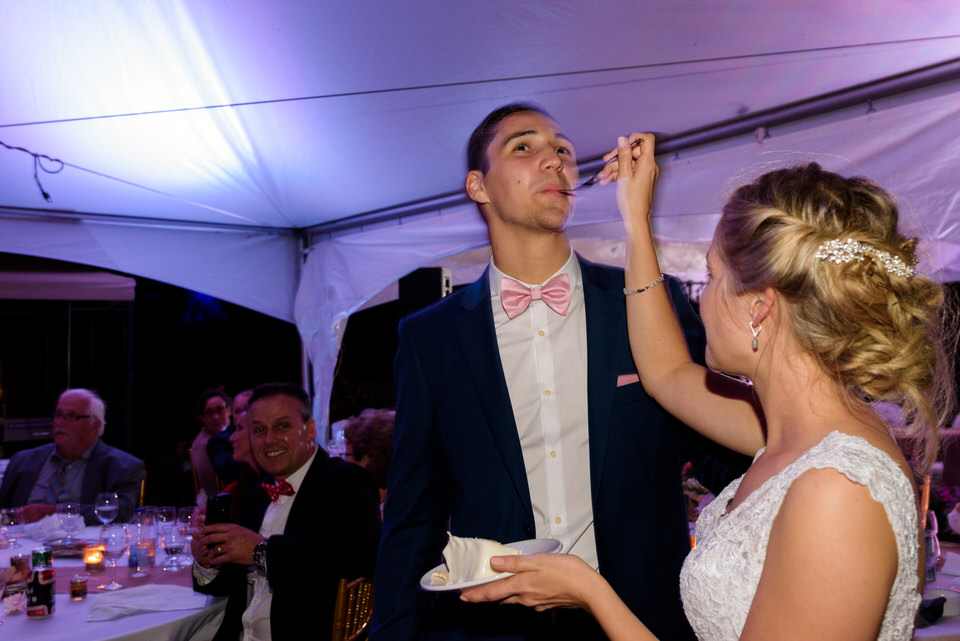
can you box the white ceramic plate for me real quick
[420,538,562,592]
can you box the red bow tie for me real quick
[501,274,571,319]
[261,479,295,502]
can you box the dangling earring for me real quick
[749,321,762,351]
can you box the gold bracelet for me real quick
[624,273,664,296]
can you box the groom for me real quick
[372,103,742,641]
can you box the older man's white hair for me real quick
[61,388,107,437]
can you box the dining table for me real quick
[1,524,226,641]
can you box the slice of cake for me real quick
[439,532,521,584]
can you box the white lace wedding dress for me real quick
[679,431,920,641]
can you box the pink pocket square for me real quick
[616,373,640,387]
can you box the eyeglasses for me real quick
[54,410,92,422]
[203,405,228,417]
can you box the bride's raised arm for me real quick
[609,134,764,456]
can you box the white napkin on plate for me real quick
[88,584,209,621]
[939,551,960,577]
[22,514,66,541]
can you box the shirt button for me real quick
[537,329,545,337]
[550,450,557,458]
[555,516,562,525]
[543,389,551,396]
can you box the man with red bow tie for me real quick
[192,382,380,641]
[373,104,746,641]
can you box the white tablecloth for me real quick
[2,525,226,641]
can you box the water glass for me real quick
[99,524,130,590]
[1,507,25,545]
[57,502,84,544]
[160,527,184,572]
[127,522,153,578]
[157,506,177,533]
[94,492,120,525]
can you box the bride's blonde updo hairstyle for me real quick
[713,162,954,473]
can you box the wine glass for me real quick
[178,507,198,563]
[98,523,130,590]
[94,492,120,525]
[57,502,84,545]
[157,506,177,533]
[1,507,25,545]
[160,527,184,572]
[925,509,941,583]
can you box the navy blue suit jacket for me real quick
[372,257,745,641]
[0,440,144,524]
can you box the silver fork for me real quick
[560,137,643,194]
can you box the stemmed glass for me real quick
[1,507,25,546]
[94,492,120,525]
[57,502,84,545]
[157,506,177,532]
[160,527,184,572]
[178,507,198,563]
[99,523,130,590]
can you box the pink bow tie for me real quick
[262,479,295,502]
[501,274,571,319]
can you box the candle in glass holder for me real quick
[84,545,105,572]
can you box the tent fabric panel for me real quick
[0,217,299,321]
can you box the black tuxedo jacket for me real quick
[0,440,144,524]
[194,450,381,641]
[372,256,747,641]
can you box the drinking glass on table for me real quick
[127,522,152,578]
[94,492,120,525]
[1,507,25,545]
[160,527,185,572]
[178,507,198,561]
[99,523,130,590]
[57,502,84,544]
[157,506,177,532]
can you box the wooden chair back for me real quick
[331,577,374,641]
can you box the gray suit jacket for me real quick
[0,439,144,524]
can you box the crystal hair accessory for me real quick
[814,239,915,279]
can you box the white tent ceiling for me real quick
[2,1,959,427]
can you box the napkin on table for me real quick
[22,514,66,541]
[940,551,960,577]
[88,584,209,621]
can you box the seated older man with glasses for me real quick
[0,388,144,524]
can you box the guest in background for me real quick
[222,389,262,521]
[190,388,231,501]
[191,382,380,641]
[208,389,253,488]
[0,388,144,524]
[343,408,394,508]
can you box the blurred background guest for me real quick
[221,389,262,521]
[208,389,253,489]
[190,388,231,502]
[0,388,144,524]
[343,408,395,509]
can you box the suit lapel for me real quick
[580,257,626,503]
[455,269,534,521]
[80,440,106,503]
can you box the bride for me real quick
[461,134,954,641]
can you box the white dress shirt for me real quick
[490,253,598,569]
[194,448,318,641]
